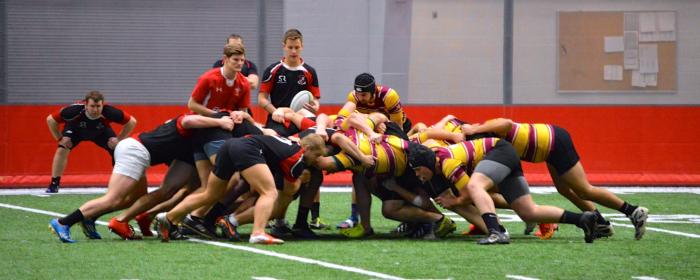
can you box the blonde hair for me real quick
[300,133,326,156]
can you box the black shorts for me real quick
[213,138,265,181]
[546,125,580,176]
[372,169,426,202]
[62,122,117,154]
[482,140,524,178]
[474,141,529,203]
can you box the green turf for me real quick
[1,192,699,279]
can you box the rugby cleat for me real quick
[579,211,598,243]
[79,219,102,239]
[45,184,59,194]
[629,207,649,240]
[389,222,417,237]
[477,230,510,245]
[216,216,241,242]
[434,215,457,238]
[134,212,154,237]
[155,213,173,242]
[523,222,537,235]
[339,224,374,239]
[108,218,141,240]
[309,217,330,230]
[292,224,319,239]
[270,223,293,238]
[594,223,615,239]
[249,233,284,245]
[462,224,487,236]
[336,218,358,229]
[534,223,559,240]
[49,219,75,243]
[181,215,216,239]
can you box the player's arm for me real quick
[314,156,340,173]
[187,97,217,117]
[117,116,137,140]
[337,99,356,119]
[420,127,464,144]
[435,160,471,208]
[258,91,276,114]
[432,115,456,130]
[330,133,374,167]
[246,73,259,90]
[181,114,234,130]
[461,118,514,137]
[46,114,62,141]
[302,97,320,114]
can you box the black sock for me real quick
[204,203,227,225]
[295,206,310,228]
[59,209,84,227]
[618,202,638,217]
[481,213,500,233]
[559,210,583,227]
[593,209,609,224]
[311,202,321,220]
[50,176,61,186]
[350,204,358,221]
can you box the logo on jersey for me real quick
[297,75,307,85]
[216,87,223,92]
[277,76,287,84]
[79,121,87,128]
[234,88,240,96]
[96,122,104,130]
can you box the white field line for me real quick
[0,202,407,280]
[2,186,700,195]
[506,275,540,280]
[631,277,663,280]
[610,222,700,238]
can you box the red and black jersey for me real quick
[135,115,193,166]
[266,116,317,137]
[51,102,131,129]
[260,58,320,109]
[246,135,306,181]
[191,68,251,112]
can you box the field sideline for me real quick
[1,187,699,280]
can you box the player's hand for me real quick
[230,111,247,124]
[315,129,328,141]
[376,122,387,134]
[369,132,382,144]
[219,116,235,131]
[303,101,318,114]
[107,137,119,150]
[272,108,286,123]
[359,155,376,168]
[435,196,458,208]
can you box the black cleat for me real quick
[579,211,598,243]
[181,215,216,239]
[45,184,59,193]
[292,225,319,239]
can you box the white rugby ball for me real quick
[290,90,314,112]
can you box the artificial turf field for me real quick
[1,188,698,280]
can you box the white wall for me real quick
[408,0,504,104]
[514,0,700,104]
[284,0,386,104]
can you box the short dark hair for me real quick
[354,73,376,94]
[84,90,104,103]
[283,28,303,43]
[227,34,243,43]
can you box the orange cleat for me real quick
[534,223,559,240]
[135,212,154,237]
[108,218,142,240]
[249,233,284,245]
[461,224,487,236]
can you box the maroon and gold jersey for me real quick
[340,85,405,124]
[436,137,501,190]
[503,123,555,163]
[331,128,409,178]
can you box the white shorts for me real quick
[112,137,150,180]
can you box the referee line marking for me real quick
[506,275,540,280]
[610,222,700,239]
[0,202,407,280]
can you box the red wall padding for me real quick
[1,104,699,187]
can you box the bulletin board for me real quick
[557,11,677,93]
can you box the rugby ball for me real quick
[290,90,314,112]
